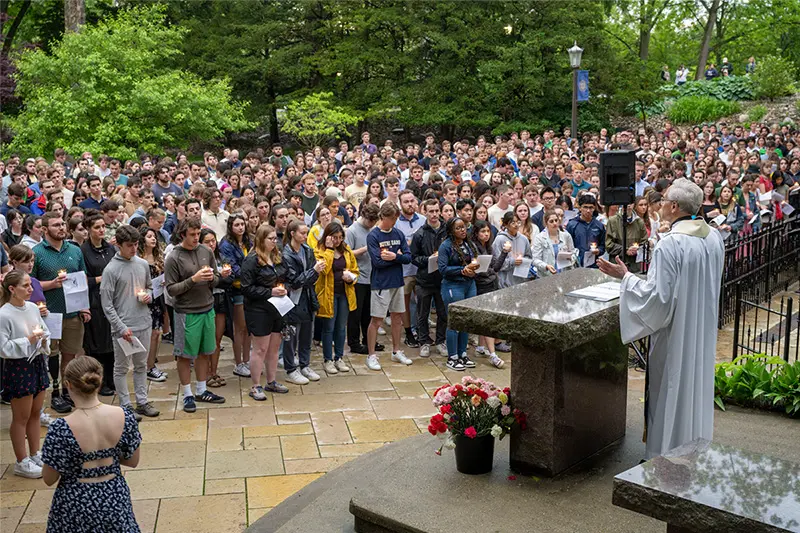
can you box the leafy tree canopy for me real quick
[7,5,250,159]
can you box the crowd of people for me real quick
[1,121,799,490]
[660,56,756,83]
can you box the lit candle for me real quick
[32,325,43,336]
[37,302,46,311]
[137,289,147,301]
[470,258,479,268]
[222,263,231,270]
[276,283,284,290]
[57,269,67,277]
[590,242,598,251]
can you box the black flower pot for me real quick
[454,434,495,475]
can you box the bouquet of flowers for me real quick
[428,376,527,453]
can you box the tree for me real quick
[63,0,84,32]
[8,5,250,158]
[751,55,797,100]
[695,0,722,79]
[281,92,361,149]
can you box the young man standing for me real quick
[100,225,160,420]
[410,199,447,358]
[33,213,91,413]
[366,203,413,370]
[79,175,106,210]
[165,219,228,412]
[395,190,425,348]
[345,166,369,208]
[151,164,184,206]
[300,174,319,221]
[381,177,401,208]
[345,203,381,355]
[567,195,606,269]
[487,185,515,230]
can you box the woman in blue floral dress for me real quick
[42,356,141,532]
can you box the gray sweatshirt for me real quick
[100,253,153,336]
[165,243,219,314]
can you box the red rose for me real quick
[464,426,477,439]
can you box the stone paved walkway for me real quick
[1,333,520,533]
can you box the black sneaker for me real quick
[349,344,369,355]
[183,396,197,413]
[51,395,73,413]
[446,357,466,371]
[375,342,385,352]
[61,390,75,407]
[196,390,226,404]
[99,385,115,397]
[461,355,476,369]
[404,336,420,348]
[162,332,174,344]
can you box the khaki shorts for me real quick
[371,287,405,318]
[49,316,84,356]
[403,276,417,296]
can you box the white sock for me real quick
[182,384,193,398]
[196,381,207,396]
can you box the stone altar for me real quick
[448,268,628,476]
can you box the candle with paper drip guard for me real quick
[57,269,67,278]
[137,289,148,302]
[37,302,47,311]
[32,324,43,336]
[590,242,598,252]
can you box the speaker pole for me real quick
[621,204,627,265]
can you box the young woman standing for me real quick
[219,213,252,379]
[0,271,51,478]
[241,224,288,399]
[138,227,169,382]
[199,229,234,387]
[470,220,509,369]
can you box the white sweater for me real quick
[0,301,51,360]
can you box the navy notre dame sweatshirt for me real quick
[366,226,411,290]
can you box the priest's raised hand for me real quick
[597,256,628,279]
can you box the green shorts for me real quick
[173,310,217,359]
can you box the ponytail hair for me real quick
[0,270,29,306]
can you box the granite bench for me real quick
[612,438,800,533]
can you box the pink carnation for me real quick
[501,405,511,416]
[464,426,477,439]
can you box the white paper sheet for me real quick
[773,192,785,202]
[268,295,295,316]
[563,209,579,223]
[711,214,726,226]
[513,258,532,278]
[289,289,302,305]
[475,255,493,273]
[117,336,146,356]
[718,229,731,241]
[567,281,621,301]
[782,203,795,215]
[556,251,573,270]
[748,213,759,225]
[428,255,438,274]
[151,274,165,299]
[43,313,63,340]
[759,192,773,203]
[583,252,596,268]
[636,246,645,263]
[63,271,89,313]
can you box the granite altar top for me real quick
[614,438,800,532]
[450,268,619,325]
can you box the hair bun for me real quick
[64,355,104,395]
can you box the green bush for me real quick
[747,105,768,123]
[715,355,800,417]
[667,96,740,124]
[752,55,797,100]
[676,76,755,101]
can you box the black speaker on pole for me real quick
[599,150,636,206]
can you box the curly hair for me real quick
[445,216,477,266]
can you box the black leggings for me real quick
[347,283,372,348]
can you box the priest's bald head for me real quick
[661,178,703,223]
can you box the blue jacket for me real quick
[437,238,476,284]
[219,237,249,287]
[566,216,606,268]
[366,226,411,290]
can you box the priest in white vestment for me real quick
[598,179,725,459]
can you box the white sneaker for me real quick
[377,326,387,335]
[278,357,284,369]
[323,360,338,375]
[490,354,505,368]
[285,369,310,385]
[366,354,382,371]
[30,451,43,467]
[391,351,412,365]
[475,346,489,357]
[419,344,431,358]
[301,367,321,381]
[436,343,448,356]
[14,457,42,479]
[233,363,251,377]
[385,316,392,326]
[334,359,350,372]
[40,412,53,427]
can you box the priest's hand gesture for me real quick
[597,256,628,280]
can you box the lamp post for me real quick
[568,42,583,147]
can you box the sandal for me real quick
[214,374,226,386]
[207,375,222,388]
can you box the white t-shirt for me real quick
[487,204,514,230]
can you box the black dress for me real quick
[147,263,165,330]
[81,240,116,387]
[42,409,141,532]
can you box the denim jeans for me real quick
[441,280,476,357]
[322,293,349,361]
[415,284,447,345]
[282,320,312,374]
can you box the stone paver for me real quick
[0,331,561,532]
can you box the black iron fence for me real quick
[732,285,798,364]
[718,218,800,328]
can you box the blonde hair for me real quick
[64,355,103,395]
[254,223,281,266]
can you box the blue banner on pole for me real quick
[577,70,589,102]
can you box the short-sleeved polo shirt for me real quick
[32,240,86,318]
